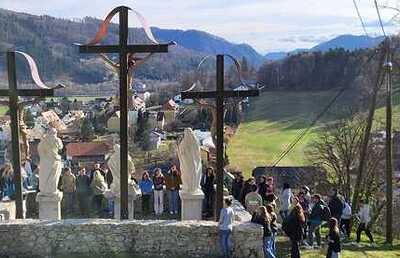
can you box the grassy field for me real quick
[276,234,400,258]
[227,90,400,178]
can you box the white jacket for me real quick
[341,202,352,219]
[280,188,292,211]
[358,204,371,224]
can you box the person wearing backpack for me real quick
[307,194,327,248]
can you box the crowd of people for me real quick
[223,173,377,258]
[0,161,39,201]
[137,164,182,216]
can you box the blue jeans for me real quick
[219,229,232,258]
[263,236,276,258]
[168,189,178,212]
[271,232,277,255]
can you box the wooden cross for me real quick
[2,51,57,218]
[78,6,172,219]
[181,54,259,219]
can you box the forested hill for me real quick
[257,47,384,91]
[0,8,264,83]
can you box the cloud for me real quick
[0,0,398,53]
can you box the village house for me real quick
[65,141,112,170]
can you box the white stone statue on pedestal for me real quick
[105,141,141,219]
[178,128,204,220]
[36,127,63,220]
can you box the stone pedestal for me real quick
[105,185,141,219]
[36,191,63,220]
[179,190,204,220]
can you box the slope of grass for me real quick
[276,234,400,258]
[227,90,362,178]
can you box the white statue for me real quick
[37,127,63,194]
[107,143,137,194]
[178,128,202,193]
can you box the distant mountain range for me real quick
[264,35,384,61]
[0,8,264,83]
[0,8,386,83]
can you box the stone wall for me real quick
[0,219,263,258]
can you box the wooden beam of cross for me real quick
[2,50,62,219]
[181,54,259,220]
[77,6,173,219]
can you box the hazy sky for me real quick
[0,0,399,53]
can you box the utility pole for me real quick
[384,37,393,245]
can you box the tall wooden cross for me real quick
[181,54,259,219]
[2,51,58,218]
[78,6,172,219]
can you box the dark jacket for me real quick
[309,200,325,222]
[153,176,165,191]
[76,174,90,194]
[200,173,215,194]
[231,179,244,200]
[251,213,272,238]
[328,195,344,218]
[327,230,341,256]
[258,182,268,201]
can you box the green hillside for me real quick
[227,89,400,177]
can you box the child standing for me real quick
[327,217,341,258]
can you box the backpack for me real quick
[321,205,331,221]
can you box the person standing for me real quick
[76,167,90,216]
[340,199,352,240]
[356,200,376,247]
[240,177,255,206]
[328,189,344,224]
[90,164,108,217]
[308,194,325,248]
[252,206,276,258]
[218,198,234,258]
[231,173,244,201]
[298,191,310,242]
[165,165,182,215]
[282,200,305,258]
[266,204,278,256]
[61,167,76,215]
[245,184,263,215]
[153,168,165,216]
[139,171,153,216]
[200,167,215,217]
[258,176,268,203]
[327,217,341,258]
[280,183,293,220]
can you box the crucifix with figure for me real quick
[77,6,173,219]
[181,54,259,219]
[1,50,62,218]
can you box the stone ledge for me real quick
[0,219,263,258]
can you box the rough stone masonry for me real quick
[0,219,263,258]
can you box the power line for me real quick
[352,0,370,36]
[270,87,347,167]
[374,0,387,37]
[270,48,381,167]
